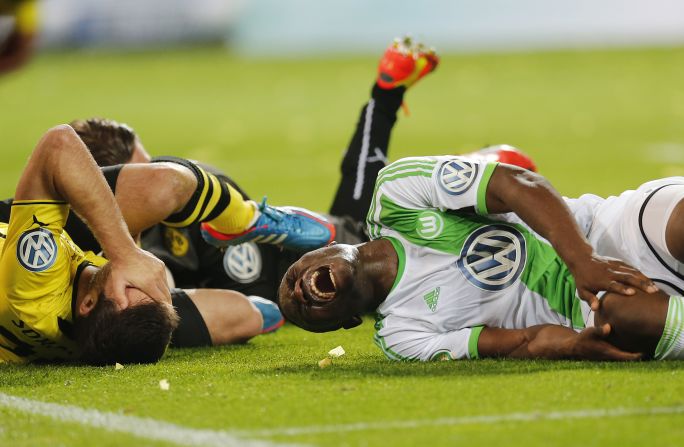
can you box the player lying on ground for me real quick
[0,125,176,365]
[0,126,334,365]
[279,147,684,360]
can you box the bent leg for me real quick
[595,290,669,357]
[329,85,405,222]
[172,288,262,347]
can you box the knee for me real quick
[145,163,197,213]
[211,293,262,345]
[230,304,263,342]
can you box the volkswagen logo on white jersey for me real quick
[438,159,478,195]
[17,228,58,272]
[457,224,527,291]
[223,242,262,284]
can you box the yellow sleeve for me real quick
[0,200,84,363]
[1,201,72,306]
[15,0,38,35]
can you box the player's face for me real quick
[279,244,362,332]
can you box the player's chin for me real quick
[302,305,347,333]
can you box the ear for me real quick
[342,315,362,329]
[326,240,337,247]
[77,293,99,317]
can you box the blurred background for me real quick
[32,0,684,53]
[1,0,683,207]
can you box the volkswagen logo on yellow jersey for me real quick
[457,224,527,291]
[17,228,58,272]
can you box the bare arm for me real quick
[15,125,170,307]
[112,162,196,236]
[485,165,657,309]
[478,325,642,361]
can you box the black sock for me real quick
[329,84,406,222]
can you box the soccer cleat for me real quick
[377,36,439,90]
[464,144,538,172]
[248,296,285,334]
[200,197,335,252]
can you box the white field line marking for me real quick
[239,405,684,437]
[0,392,305,447]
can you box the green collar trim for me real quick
[476,162,499,215]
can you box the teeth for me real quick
[309,270,335,298]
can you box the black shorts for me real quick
[170,289,212,348]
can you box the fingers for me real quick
[104,250,171,306]
[139,249,171,302]
[153,257,172,303]
[148,275,171,303]
[578,289,600,311]
[103,281,129,310]
[604,346,643,361]
[597,323,611,337]
[583,324,642,361]
[616,272,658,294]
[605,280,636,296]
[99,264,130,310]
[139,258,171,304]
[607,261,658,293]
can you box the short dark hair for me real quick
[70,118,138,166]
[74,296,179,366]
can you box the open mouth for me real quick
[308,266,336,302]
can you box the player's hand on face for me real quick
[570,253,658,311]
[572,324,642,361]
[104,248,171,309]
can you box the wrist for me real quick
[528,326,576,359]
[103,237,139,262]
[561,243,594,271]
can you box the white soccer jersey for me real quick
[367,156,590,361]
[570,178,684,296]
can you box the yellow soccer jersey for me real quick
[0,200,106,364]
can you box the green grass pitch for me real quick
[0,45,683,446]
